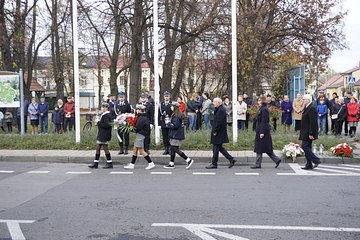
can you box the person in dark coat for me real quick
[158,91,173,155]
[124,104,155,170]
[51,99,64,134]
[139,93,154,154]
[206,98,236,169]
[281,95,293,133]
[334,97,347,135]
[114,91,132,155]
[38,95,49,133]
[251,96,282,169]
[88,102,113,169]
[163,102,194,169]
[299,94,321,170]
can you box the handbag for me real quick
[331,106,343,120]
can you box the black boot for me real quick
[88,162,98,169]
[124,146,129,155]
[103,162,113,169]
[118,146,124,155]
[162,146,170,155]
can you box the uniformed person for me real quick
[114,91,132,155]
[159,91,173,154]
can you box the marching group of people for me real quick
[89,90,333,171]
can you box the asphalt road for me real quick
[0,161,360,240]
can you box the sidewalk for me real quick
[0,149,359,165]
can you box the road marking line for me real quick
[152,223,360,232]
[321,165,360,171]
[192,172,216,175]
[315,167,355,174]
[109,172,134,175]
[277,173,360,176]
[287,163,327,175]
[0,170,14,173]
[27,171,50,174]
[235,173,259,176]
[341,164,360,168]
[65,171,92,174]
[151,172,172,175]
[0,219,35,240]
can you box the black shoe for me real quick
[162,150,170,155]
[103,163,113,169]
[313,161,321,169]
[205,164,217,169]
[250,165,261,169]
[301,166,313,170]
[124,147,129,155]
[275,160,281,168]
[118,149,124,155]
[88,162,98,169]
[228,159,236,168]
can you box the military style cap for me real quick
[107,93,113,97]
[163,91,171,96]
[118,91,126,96]
[140,93,148,98]
[101,102,109,108]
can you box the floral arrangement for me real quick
[247,104,260,117]
[115,113,137,133]
[282,142,304,162]
[330,143,353,157]
[268,105,282,119]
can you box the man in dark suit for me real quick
[139,93,154,154]
[299,94,321,170]
[114,92,132,155]
[206,97,236,169]
[158,91,173,155]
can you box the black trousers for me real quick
[335,120,344,135]
[16,116,28,133]
[302,140,320,167]
[211,144,233,166]
[161,127,170,148]
[144,126,151,151]
[245,113,250,129]
[344,120,349,134]
[118,129,129,147]
[196,112,202,130]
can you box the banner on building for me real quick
[0,75,20,108]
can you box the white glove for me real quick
[150,124,154,129]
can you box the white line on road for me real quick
[321,165,360,171]
[315,167,353,174]
[0,170,14,173]
[109,172,134,175]
[152,223,360,232]
[235,173,259,176]
[277,173,360,176]
[151,172,172,175]
[0,219,35,240]
[65,171,92,174]
[192,172,216,175]
[341,164,360,168]
[27,171,50,174]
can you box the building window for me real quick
[142,77,148,89]
[119,76,125,86]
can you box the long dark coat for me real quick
[168,114,185,140]
[210,105,229,145]
[254,104,273,154]
[299,103,318,141]
[281,101,293,124]
[96,112,112,142]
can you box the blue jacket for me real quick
[317,104,328,118]
[168,115,185,140]
[38,101,49,116]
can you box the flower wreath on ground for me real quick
[282,142,305,162]
[114,113,137,142]
[330,143,353,158]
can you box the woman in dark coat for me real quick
[281,95,293,133]
[251,96,282,169]
[206,98,236,169]
[163,102,194,169]
[88,102,113,169]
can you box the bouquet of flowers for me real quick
[115,113,137,133]
[282,142,304,162]
[330,143,353,157]
[268,105,282,120]
[247,104,259,117]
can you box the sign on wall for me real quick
[0,75,20,108]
